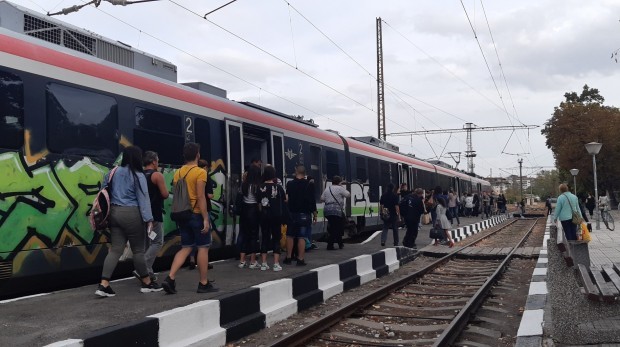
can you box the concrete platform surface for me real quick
[587,209,620,268]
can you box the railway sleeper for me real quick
[342,318,448,333]
[319,332,435,346]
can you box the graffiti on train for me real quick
[0,151,228,265]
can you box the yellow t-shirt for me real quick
[173,165,207,214]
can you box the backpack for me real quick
[170,167,196,223]
[89,167,118,231]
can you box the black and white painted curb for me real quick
[449,214,509,243]
[45,247,417,347]
[515,215,550,346]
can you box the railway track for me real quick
[268,218,540,347]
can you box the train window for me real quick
[133,107,184,165]
[368,158,379,200]
[380,161,391,189]
[46,83,118,157]
[0,70,24,149]
[272,135,284,180]
[355,156,367,182]
[326,150,339,179]
[194,117,211,164]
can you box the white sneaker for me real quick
[238,261,246,269]
[260,263,270,271]
[273,263,282,272]
[249,262,260,269]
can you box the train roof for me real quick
[0,22,489,186]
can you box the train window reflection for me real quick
[0,70,24,150]
[46,83,118,158]
[133,107,184,165]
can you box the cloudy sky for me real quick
[10,0,620,178]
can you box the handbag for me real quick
[564,193,583,225]
[429,222,443,239]
[421,198,431,224]
[328,187,346,218]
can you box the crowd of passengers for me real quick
[94,142,507,297]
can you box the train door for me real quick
[309,145,322,200]
[226,120,244,245]
[271,132,284,181]
[243,123,269,168]
[409,167,416,189]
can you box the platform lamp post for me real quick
[570,169,579,195]
[585,142,602,230]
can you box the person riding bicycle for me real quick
[599,194,610,211]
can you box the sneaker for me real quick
[249,262,260,269]
[238,261,247,269]
[95,284,116,297]
[161,276,177,294]
[283,257,292,265]
[311,243,319,250]
[141,281,163,293]
[296,259,307,266]
[260,263,270,271]
[273,263,283,272]
[197,281,219,293]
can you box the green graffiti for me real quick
[0,152,72,257]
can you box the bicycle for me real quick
[600,208,615,231]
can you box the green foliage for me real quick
[541,85,620,202]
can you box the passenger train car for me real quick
[0,7,490,298]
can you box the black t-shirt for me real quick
[286,178,317,213]
[380,191,399,216]
[404,195,425,221]
[144,169,163,222]
[257,182,286,218]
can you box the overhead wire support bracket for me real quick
[204,0,237,18]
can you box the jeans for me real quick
[448,206,460,225]
[381,218,399,246]
[101,206,148,281]
[179,213,212,248]
[560,219,578,240]
[144,221,163,275]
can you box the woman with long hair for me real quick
[434,197,455,247]
[96,146,161,297]
[238,164,262,269]
[257,165,287,271]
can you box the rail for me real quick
[268,218,529,347]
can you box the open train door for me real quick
[226,120,244,246]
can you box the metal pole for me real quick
[593,154,600,230]
[573,175,577,195]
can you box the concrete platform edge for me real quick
[44,246,416,347]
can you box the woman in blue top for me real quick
[95,146,162,297]
[553,183,583,240]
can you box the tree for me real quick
[531,170,560,198]
[541,85,620,203]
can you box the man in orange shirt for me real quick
[162,143,218,293]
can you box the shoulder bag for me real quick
[329,187,345,218]
[564,193,583,225]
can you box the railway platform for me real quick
[0,214,502,347]
[586,209,620,268]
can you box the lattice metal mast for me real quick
[376,17,386,141]
[464,122,476,174]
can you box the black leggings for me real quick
[326,215,345,247]
[260,215,282,254]
[240,203,259,254]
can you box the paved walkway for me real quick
[587,209,620,268]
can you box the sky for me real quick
[9,0,620,178]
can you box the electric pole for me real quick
[518,158,524,203]
[376,17,386,141]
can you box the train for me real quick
[0,2,491,298]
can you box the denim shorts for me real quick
[179,213,211,248]
[287,212,311,238]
